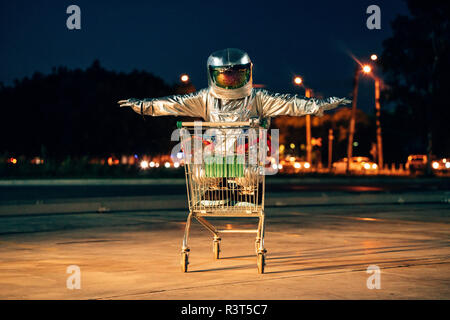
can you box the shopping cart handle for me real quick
[177,119,267,128]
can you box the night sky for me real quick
[0,0,409,113]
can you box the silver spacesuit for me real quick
[118,48,350,122]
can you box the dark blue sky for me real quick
[0,0,410,113]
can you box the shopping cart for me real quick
[177,119,268,273]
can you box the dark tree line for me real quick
[380,0,450,161]
[0,60,184,159]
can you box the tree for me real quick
[0,61,179,158]
[380,1,450,167]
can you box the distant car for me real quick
[279,157,311,174]
[406,155,427,173]
[332,157,378,174]
[432,158,450,172]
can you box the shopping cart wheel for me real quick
[257,252,265,274]
[213,240,220,260]
[181,252,189,272]
[255,240,260,254]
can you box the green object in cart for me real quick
[204,156,244,178]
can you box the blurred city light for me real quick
[293,76,303,85]
[370,54,378,61]
[362,65,372,74]
[140,160,149,169]
[164,162,171,168]
[180,74,189,83]
[304,162,311,169]
[107,157,119,166]
[31,157,44,165]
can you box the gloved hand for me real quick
[315,97,351,116]
[118,98,143,114]
[321,97,352,111]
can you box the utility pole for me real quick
[328,128,334,170]
[374,78,383,168]
[346,67,360,174]
[305,88,312,164]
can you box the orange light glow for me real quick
[180,74,189,82]
[355,217,378,221]
[370,54,378,61]
[362,65,372,74]
[293,76,303,85]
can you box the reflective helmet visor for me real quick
[209,63,251,89]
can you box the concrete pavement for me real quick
[0,186,449,299]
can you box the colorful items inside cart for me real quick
[179,128,271,178]
[178,121,267,274]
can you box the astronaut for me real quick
[118,48,350,123]
[119,48,350,205]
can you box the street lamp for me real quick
[180,74,189,83]
[293,75,312,164]
[347,57,384,174]
[362,65,372,74]
[364,57,384,169]
[346,63,369,174]
[176,73,196,94]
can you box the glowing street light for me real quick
[180,74,189,83]
[370,54,378,61]
[293,75,312,164]
[362,65,372,74]
[293,76,303,85]
[140,160,149,169]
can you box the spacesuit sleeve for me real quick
[123,89,207,118]
[256,89,350,117]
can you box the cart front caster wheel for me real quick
[257,253,265,274]
[213,241,220,260]
[181,252,189,272]
[255,240,260,254]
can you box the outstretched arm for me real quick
[256,89,351,118]
[118,89,207,118]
